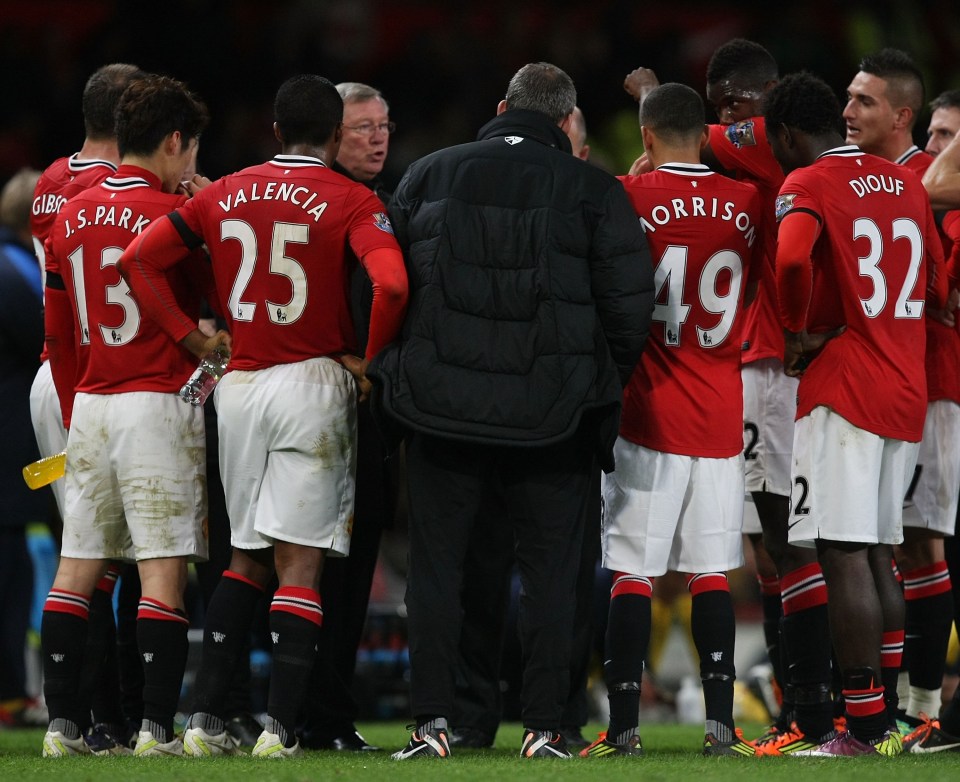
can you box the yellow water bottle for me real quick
[23,451,67,489]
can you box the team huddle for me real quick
[26,36,960,761]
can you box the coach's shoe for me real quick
[225,713,262,747]
[184,726,243,756]
[42,729,93,757]
[86,723,134,756]
[754,721,827,756]
[252,729,303,758]
[392,722,451,759]
[448,726,493,749]
[792,730,899,757]
[520,729,572,758]
[579,731,644,757]
[702,731,757,757]
[560,726,590,749]
[905,718,960,753]
[134,729,184,756]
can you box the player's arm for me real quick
[44,269,78,429]
[119,213,229,358]
[923,203,954,326]
[776,210,820,376]
[357,247,408,361]
[923,132,960,211]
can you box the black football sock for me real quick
[86,567,124,726]
[137,598,190,742]
[688,574,736,735]
[903,563,953,718]
[41,590,92,734]
[603,573,651,742]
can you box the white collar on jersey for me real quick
[67,152,117,172]
[654,162,714,176]
[817,145,864,160]
[270,154,327,168]
[895,145,924,166]
[101,175,152,191]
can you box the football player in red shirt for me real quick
[121,74,408,758]
[583,83,760,759]
[845,50,960,736]
[40,74,217,758]
[625,41,836,753]
[767,71,947,756]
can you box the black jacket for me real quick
[370,109,654,468]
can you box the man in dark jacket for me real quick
[373,61,654,760]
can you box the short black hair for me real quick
[930,88,960,113]
[274,75,343,146]
[115,75,209,158]
[640,83,705,143]
[82,63,145,140]
[764,72,845,137]
[858,47,924,114]
[706,39,778,90]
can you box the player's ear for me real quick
[893,106,913,130]
[273,122,283,144]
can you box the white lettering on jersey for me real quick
[218,182,329,222]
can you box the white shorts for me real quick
[743,358,799,496]
[741,492,762,535]
[61,392,208,562]
[29,360,68,516]
[788,406,917,547]
[903,399,960,535]
[601,438,745,576]
[215,356,356,554]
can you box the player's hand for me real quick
[179,174,213,198]
[628,153,652,176]
[624,68,660,103]
[341,354,372,402]
[183,327,231,359]
[783,326,845,377]
[927,286,959,328]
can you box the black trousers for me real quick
[405,431,592,730]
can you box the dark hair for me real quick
[82,63,145,140]
[929,89,960,113]
[706,39,778,90]
[505,62,576,124]
[115,75,209,158]
[274,75,343,146]
[640,83,705,143]
[858,47,924,114]
[764,72,845,137]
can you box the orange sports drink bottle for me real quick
[23,451,67,489]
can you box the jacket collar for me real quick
[476,109,573,154]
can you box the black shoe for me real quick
[392,724,451,759]
[448,726,495,749]
[560,726,589,749]
[301,727,381,751]
[224,713,262,747]
[520,729,572,758]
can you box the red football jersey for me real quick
[130,154,402,371]
[896,145,932,177]
[618,164,762,457]
[45,165,208,417]
[776,146,946,441]
[708,117,785,364]
[31,154,117,362]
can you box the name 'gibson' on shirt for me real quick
[217,181,329,222]
[638,196,757,248]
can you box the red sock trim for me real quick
[137,597,189,625]
[890,558,902,583]
[757,574,781,597]
[903,561,952,600]
[780,562,828,615]
[686,572,729,595]
[44,589,90,619]
[881,630,905,670]
[95,567,121,596]
[223,569,266,591]
[270,586,323,626]
[843,685,886,718]
[611,573,653,599]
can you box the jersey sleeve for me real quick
[708,119,777,182]
[775,172,823,333]
[924,201,948,309]
[941,210,960,288]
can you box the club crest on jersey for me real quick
[725,120,757,149]
[505,136,524,145]
[372,211,394,234]
[775,193,797,221]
